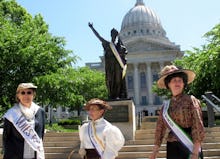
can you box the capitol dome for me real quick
[120,0,174,47]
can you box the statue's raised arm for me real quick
[88,22,106,43]
[88,22,128,100]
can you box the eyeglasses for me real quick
[20,91,33,95]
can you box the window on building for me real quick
[153,73,159,82]
[140,72,146,88]
[146,29,149,33]
[141,96,147,105]
[127,75,134,89]
[62,107,65,112]
[154,96,162,105]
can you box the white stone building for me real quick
[86,0,183,115]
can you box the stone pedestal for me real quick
[105,99,136,140]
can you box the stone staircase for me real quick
[119,116,220,159]
[0,131,80,159]
[1,116,220,159]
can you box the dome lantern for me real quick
[135,0,145,6]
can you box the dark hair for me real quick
[96,104,105,110]
[93,104,107,117]
[164,72,188,89]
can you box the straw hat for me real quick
[16,83,37,92]
[84,98,112,110]
[157,65,196,89]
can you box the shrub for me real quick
[58,119,81,126]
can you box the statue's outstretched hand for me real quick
[88,22,93,28]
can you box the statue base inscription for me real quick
[105,99,136,140]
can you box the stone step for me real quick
[42,143,220,159]
[44,147,74,153]
[142,116,158,122]
[44,132,79,137]
[44,136,78,142]
[134,136,220,142]
[136,127,220,133]
[44,152,70,159]
[0,149,220,159]
[140,121,220,131]
[115,149,220,159]
[126,137,220,145]
[1,142,219,156]
[135,131,220,138]
[121,143,220,151]
[1,125,220,159]
[43,141,79,147]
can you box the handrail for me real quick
[137,111,143,129]
[212,94,220,103]
[202,95,220,112]
[202,92,220,127]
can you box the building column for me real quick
[146,62,153,105]
[133,63,140,105]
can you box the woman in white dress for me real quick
[79,98,125,159]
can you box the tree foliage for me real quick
[34,67,108,112]
[0,0,77,111]
[174,23,220,98]
[0,0,108,117]
[153,23,220,99]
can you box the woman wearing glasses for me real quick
[3,83,45,159]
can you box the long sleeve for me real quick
[79,123,87,149]
[79,118,125,159]
[158,94,205,144]
[2,118,10,155]
[154,107,167,147]
[190,95,205,143]
[103,125,125,159]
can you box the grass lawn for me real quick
[45,123,79,132]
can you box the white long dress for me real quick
[79,117,125,159]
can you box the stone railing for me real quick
[202,91,220,127]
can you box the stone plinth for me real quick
[105,99,136,140]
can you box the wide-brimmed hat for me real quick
[157,65,196,89]
[84,98,112,110]
[16,83,37,92]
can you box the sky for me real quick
[16,0,220,67]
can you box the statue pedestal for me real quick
[105,99,136,140]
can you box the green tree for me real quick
[174,23,220,98]
[152,23,220,99]
[0,0,77,111]
[34,67,108,115]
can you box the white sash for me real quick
[109,42,127,78]
[88,122,104,159]
[163,100,197,153]
[4,104,45,159]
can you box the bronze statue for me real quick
[88,22,128,100]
